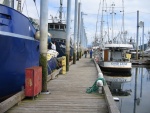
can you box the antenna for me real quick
[59,0,63,23]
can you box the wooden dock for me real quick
[6,57,108,113]
[131,58,150,65]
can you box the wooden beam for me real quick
[0,90,25,113]
[93,59,120,113]
[103,85,120,113]
[47,68,62,81]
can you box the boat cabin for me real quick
[102,44,133,62]
[48,22,67,40]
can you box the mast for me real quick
[122,0,125,43]
[100,0,104,48]
[59,0,63,23]
[111,3,115,43]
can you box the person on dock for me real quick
[90,49,93,58]
[51,42,56,50]
[84,50,87,58]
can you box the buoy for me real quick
[35,31,40,40]
[96,80,103,87]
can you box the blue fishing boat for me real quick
[0,3,39,101]
[0,1,58,101]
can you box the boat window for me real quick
[60,25,64,30]
[50,25,54,29]
[55,25,59,29]
[0,13,11,19]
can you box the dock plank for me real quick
[6,57,108,113]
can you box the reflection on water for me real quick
[104,67,150,113]
[104,73,132,96]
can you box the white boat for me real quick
[143,39,150,57]
[99,43,133,72]
[128,49,141,58]
[96,0,133,72]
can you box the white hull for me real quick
[99,61,132,72]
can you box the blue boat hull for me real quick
[0,4,58,101]
[0,34,39,100]
[0,4,40,100]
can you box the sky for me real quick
[13,0,150,46]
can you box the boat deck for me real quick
[6,56,108,113]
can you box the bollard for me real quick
[96,80,104,94]
[98,72,103,78]
[61,56,66,74]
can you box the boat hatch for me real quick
[0,13,11,19]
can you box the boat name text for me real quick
[111,62,127,66]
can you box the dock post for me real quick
[66,0,71,71]
[77,2,81,60]
[61,56,66,74]
[40,0,48,92]
[73,0,78,64]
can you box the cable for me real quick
[95,0,101,41]
[33,1,40,18]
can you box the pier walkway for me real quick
[6,56,108,113]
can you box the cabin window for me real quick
[0,13,11,19]
[55,25,59,29]
[50,25,54,29]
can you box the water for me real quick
[104,66,150,113]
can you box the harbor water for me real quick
[104,66,150,113]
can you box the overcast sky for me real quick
[18,0,150,45]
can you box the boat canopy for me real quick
[104,44,133,50]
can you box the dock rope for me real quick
[86,78,106,94]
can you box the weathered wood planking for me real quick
[6,57,108,113]
[103,85,120,113]
[93,59,120,113]
[0,91,25,113]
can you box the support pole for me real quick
[77,2,81,61]
[81,15,84,56]
[73,0,78,64]
[136,11,139,60]
[80,12,83,58]
[40,0,48,92]
[66,0,71,71]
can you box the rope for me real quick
[86,77,106,94]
